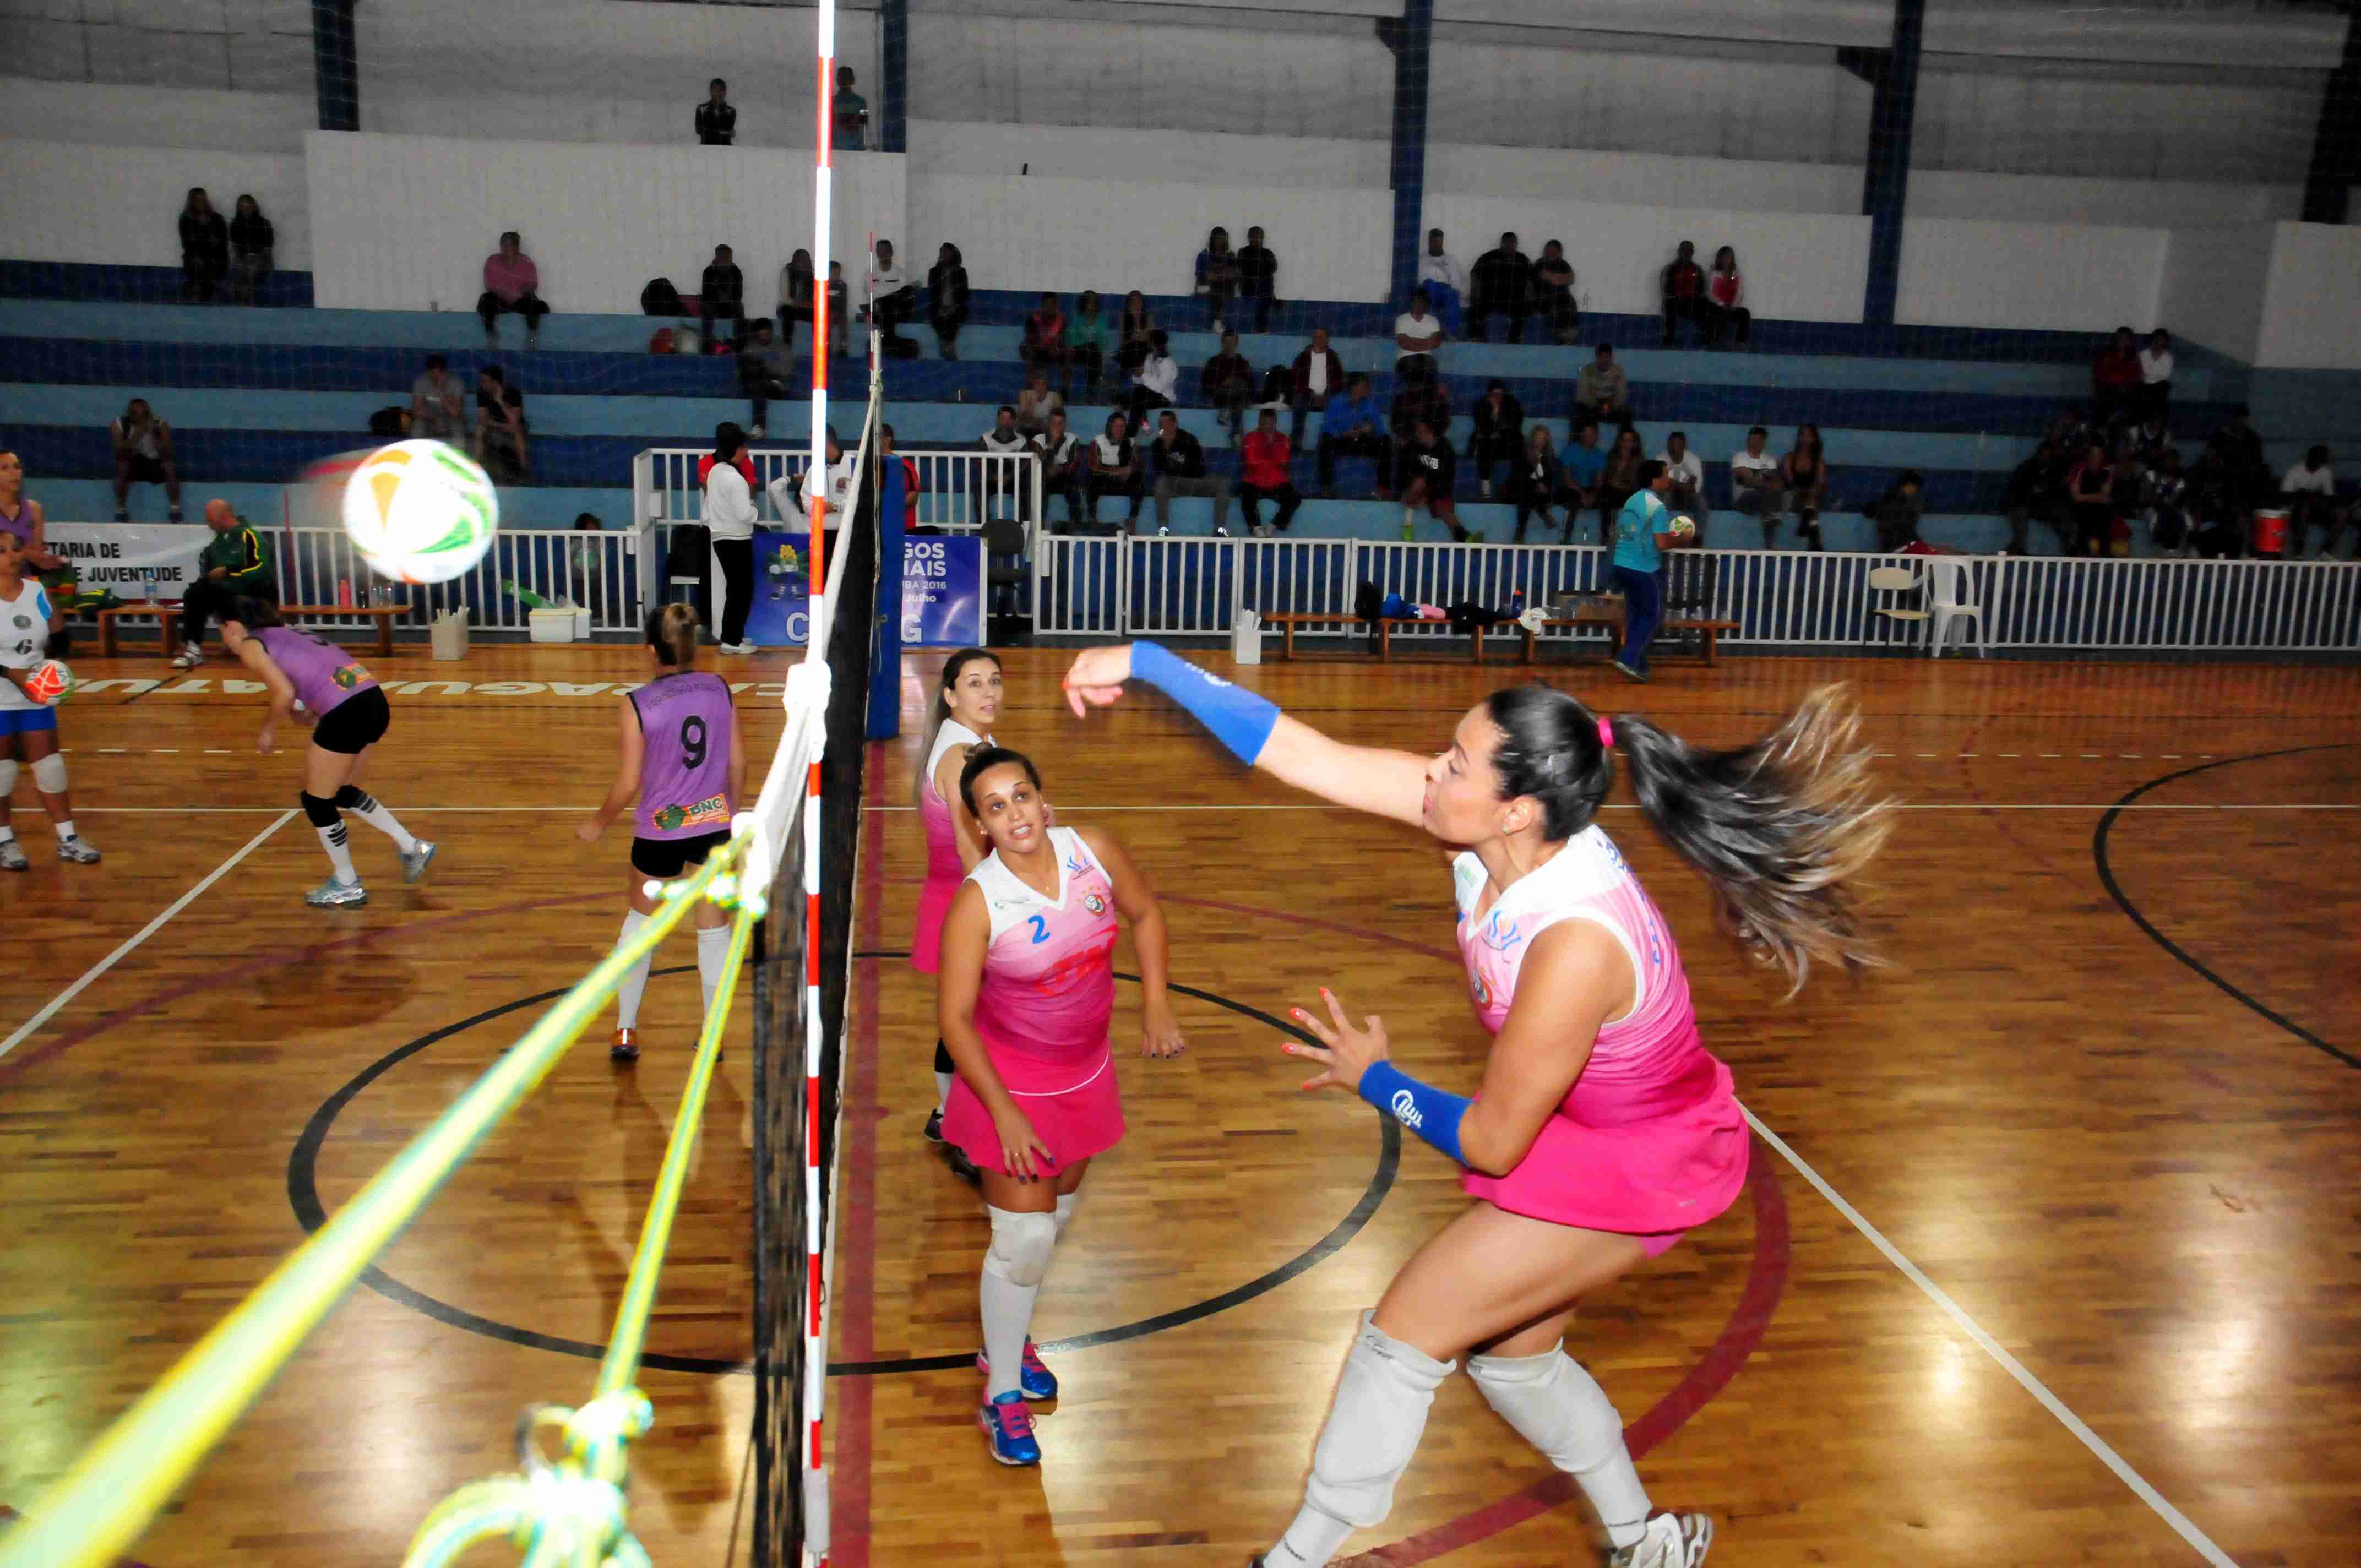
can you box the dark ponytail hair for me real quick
[227,596,284,630]
[914,647,1001,811]
[958,744,1041,818]
[1484,683,1892,993]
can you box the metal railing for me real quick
[634,445,1039,536]
[267,525,654,636]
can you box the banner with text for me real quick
[744,531,981,648]
[44,522,214,603]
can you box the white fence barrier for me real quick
[265,525,652,636]
[634,445,1039,536]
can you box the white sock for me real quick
[0,825,16,844]
[696,924,732,1016]
[344,790,418,853]
[314,819,357,882]
[935,1070,955,1112]
[1468,1344,1650,1550]
[981,1206,1056,1401]
[614,910,654,1029]
[54,819,77,843]
[1270,1313,1455,1566]
[1053,1190,1080,1240]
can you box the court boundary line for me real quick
[57,803,2361,816]
[0,808,296,1063]
[1740,1108,2239,1568]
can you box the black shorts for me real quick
[312,687,390,755]
[124,454,171,484]
[632,829,731,880]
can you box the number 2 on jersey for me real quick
[1026,914,1049,945]
[680,715,708,770]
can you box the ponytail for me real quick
[1484,683,1891,994]
[646,601,701,667]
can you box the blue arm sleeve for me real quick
[1129,640,1280,766]
[1357,1060,1471,1166]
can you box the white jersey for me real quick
[0,578,52,712]
[923,718,991,807]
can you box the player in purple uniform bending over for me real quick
[223,597,433,907]
[579,603,749,1064]
[936,746,1185,1467]
[1063,642,1891,1568]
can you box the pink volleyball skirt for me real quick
[910,873,961,975]
[941,1037,1126,1180]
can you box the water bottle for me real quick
[336,577,353,608]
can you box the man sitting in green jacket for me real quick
[173,499,274,669]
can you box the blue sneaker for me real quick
[977,1390,1040,1466]
[976,1340,1058,1401]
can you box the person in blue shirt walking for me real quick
[1611,461,1695,683]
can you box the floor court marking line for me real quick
[1740,1107,2240,1568]
[64,803,2361,816]
[0,808,297,1063]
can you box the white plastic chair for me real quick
[1922,556,1987,658]
[1867,565,1929,651]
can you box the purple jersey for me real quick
[0,503,31,547]
[257,625,377,717]
[629,671,734,840]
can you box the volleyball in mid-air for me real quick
[341,440,499,584]
[1669,515,1697,538]
[23,658,72,706]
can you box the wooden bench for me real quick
[1258,611,1520,663]
[1519,613,1740,667]
[96,603,402,660]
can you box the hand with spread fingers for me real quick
[1060,644,1134,717]
[1282,987,1390,1093]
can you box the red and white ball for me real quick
[23,658,72,706]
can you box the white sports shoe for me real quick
[172,643,204,669]
[1608,1512,1713,1568]
[306,876,367,908]
[0,838,26,871]
[56,834,101,865]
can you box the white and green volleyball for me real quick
[341,439,500,585]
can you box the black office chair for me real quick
[982,515,1030,645]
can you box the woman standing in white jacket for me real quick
[703,422,759,654]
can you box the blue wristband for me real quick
[1130,640,1281,766]
[1357,1060,1471,1166]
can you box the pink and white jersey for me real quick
[967,826,1119,1087]
[1454,826,1724,1127]
[920,719,991,881]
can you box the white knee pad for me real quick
[1303,1313,1455,1529]
[1467,1343,1629,1477]
[1052,1189,1081,1239]
[31,752,67,794]
[0,759,16,796]
[983,1206,1059,1289]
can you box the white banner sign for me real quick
[45,522,216,603]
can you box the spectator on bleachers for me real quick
[2002,438,2068,556]
[2283,445,2341,557]
[2139,328,2174,422]
[1201,332,1256,447]
[1467,380,1525,499]
[1196,227,1241,332]
[1656,432,1706,540]
[1068,290,1108,398]
[1289,326,1345,448]
[703,422,757,654]
[410,355,470,443]
[926,244,970,361]
[226,195,275,306]
[1116,291,1156,376]
[569,511,609,601]
[2091,327,2143,428]
[777,249,814,350]
[834,67,868,150]
[1782,423,1828,548]
[1705,246,1750,347]
[1872,471,1927,552]
[1024,292,1069,393]
[1533,241,1578,345]
[478,232,548,347]
[1660,241,1707,347]
[1731,427,1785,547]
[1400,421,1475,543]
[2199,405,2270,514]
[1390,375,1450,489]
[1238,409,1303,537]
[109,399,182,522]
[178,188,229,304]
[1128,330,1178,427]
[2120,409,2171,474]
[1598,425,1644,534]
[700,243,746,348]
[1148,410,1233,537]
[865,240,916,349]
[1394,290,1444,382]
[2066,442,2118,556]
[1238,226,1280,333]
[1031,410,1086,531]
[823,262,850,356]
[1015,370,1062,438]
[474,367,529,483]
[1468,233,1534,344]
[697,78,736,145]
[1509,426,1569,543]
[737,320,792,437]
[1574,343,1630,429]
[1417,229,1467,335]
[1316,373,1392,499]
[1087,412,1144,530]
[2144,448,2193,556]
[977,405,1029,522]
[172,499,271,669]
[1559,421,1607,541]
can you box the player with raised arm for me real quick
[1062,642,1891,1568]
[579,603,749,1064]
[935,745,1184,1467]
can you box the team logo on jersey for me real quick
[332,663,372,690]
[9,616,27,629]
[1389,1088,1423,1129]
[1081,892,1107,915]
[651,803,689,832]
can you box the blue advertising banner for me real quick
[745,530,981,648]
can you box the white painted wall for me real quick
[0,77,314,156]
[302,133,906,314]
[909,174,1393,302]
[1424,193,1872,322]
[0,143,311,270]
[2157,222,2280,365]
[2254,223,2361,371]
[1895,219,2166,334]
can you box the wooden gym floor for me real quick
[1,644,2357,1568]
